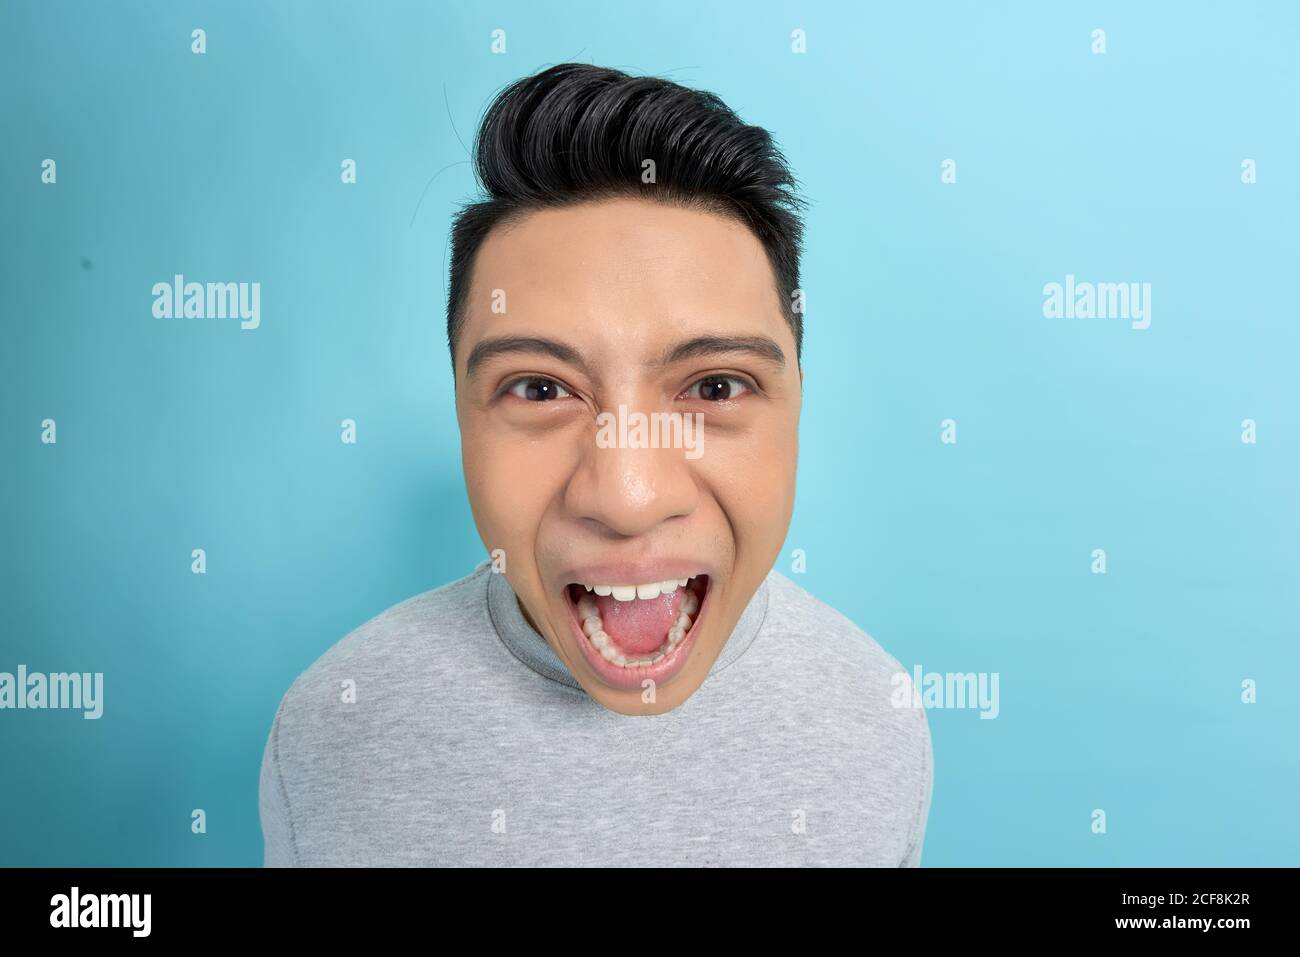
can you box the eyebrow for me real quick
[464,336,589,381]
[661,335,787,369]
[463,332,788,382]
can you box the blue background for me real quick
[2,0,1296,866]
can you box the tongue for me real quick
[593,588,683,656]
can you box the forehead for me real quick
[460,197,790,365]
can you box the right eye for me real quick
[505,376,573,402]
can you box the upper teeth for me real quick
[584,578,690,601]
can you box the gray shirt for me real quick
[259,561,933,866]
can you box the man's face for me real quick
[454,196,801,714]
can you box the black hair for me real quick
[445,63,807,370]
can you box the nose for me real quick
[564,410,700,538]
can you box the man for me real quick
[260,63,933,866]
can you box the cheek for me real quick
[462,430,572,547]
[701,422,798,555]
[708,420,797,497]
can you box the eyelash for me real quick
[504,377,574,401]
[502,374,755,403]
[679,375,752,402]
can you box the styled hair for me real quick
[445,63,807,369]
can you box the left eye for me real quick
[506,377,572,401]
[683,375,751,401]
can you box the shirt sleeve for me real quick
[898,705,934,867]
[258,701,298,867]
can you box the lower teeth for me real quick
[575,584,701,668]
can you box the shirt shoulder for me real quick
[273,561,493,719]
[760,570,917,685]
[749,570,934,865]
[257,563,496,864]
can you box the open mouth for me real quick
[562,575,711,684]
